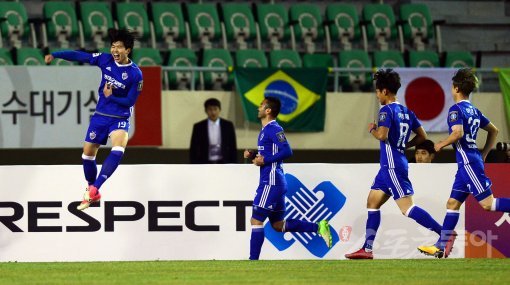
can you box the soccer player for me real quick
[345,69,443,259]
[418,68,510,258]
[44,29,143,211]
[245,97,332,260]
[415,139,436,163]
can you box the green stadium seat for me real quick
[362,4,398,51]
[49,48,75,66]
[79,2,114,49]
[186,3,223,49]
[338,50,372,91]
[373,50,405,68]
[0,2,36,48]
[115,3,151,47]
[221,3,257,50]
[326,3,363,51]
[0,48,13,65]
[255,3,291,50]
[201,49,233,90]
[269,49,302,68]
[43,2,79,48]
[16,48,44,65]
[235,49,267,68]
[302,53,334,68]
[166,48,198,90]
[151,3,187,49]
[399,4,434,51]
[131,48,162,66]
[444,51,474,68]
[289,4,324,54]
[409,50,439,67]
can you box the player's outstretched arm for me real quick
[407,126,427,149]
[50,50,93,63]
[481,122,499,161]
[435,125,463,153]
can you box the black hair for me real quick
[264,96,281,117]
[373,68,401,94]
[452,68,478,97]
[108,28,137,51]
[416,139,436,154]
[204,98,221,109]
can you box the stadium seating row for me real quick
[0,1,442,54]
[0,46,474,91]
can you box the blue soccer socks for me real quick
[249,225,265,260]
[82,154,97,185]
[492,198,510,212]
[362,209,381,251]
[436,209,460,249]
[93,147,124,189]
[407,205,442,235]
[284,219,319,233]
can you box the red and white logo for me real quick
[395,68,457,132]
[339,226,352,242]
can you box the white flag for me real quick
[395,68,457,132]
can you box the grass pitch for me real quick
[0,259,508,284]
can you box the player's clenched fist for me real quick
[44,54,54,64]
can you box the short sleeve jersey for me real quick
[377,102,421,169]
[257,120,291,186]
[447,100,490,165]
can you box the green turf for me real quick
[0,259,509,284]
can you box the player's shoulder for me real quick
[129,62,143,79]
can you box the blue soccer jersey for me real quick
[257,120,292,186]
[52,51,143,118]
[377,102,421,169]
[447,100,490,165]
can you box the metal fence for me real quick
[160,66,502,92]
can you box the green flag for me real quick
[234,68,328,132]
[498,68,510,129]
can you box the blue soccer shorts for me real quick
[450,162,493,203]
[371,167,414,200]
[252,184,286,223]
[85,114,130,145]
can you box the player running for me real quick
[245,97,332,260]
[418,68,510,258]
[345,69,443,259]
[44,29,143,210]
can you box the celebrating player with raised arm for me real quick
[345,69,443,259]
[245,97,332,260]
[418,68,510,258]
[44,29,143,211]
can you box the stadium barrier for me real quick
[0,163,464,261]
[2,163,508,262]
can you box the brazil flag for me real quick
[234,68,328,132]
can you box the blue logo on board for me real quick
[264,174,346,257]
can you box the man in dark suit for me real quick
[189,98,238,163]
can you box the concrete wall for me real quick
[162,91,509,150]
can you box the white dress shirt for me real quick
[208,118,222,161]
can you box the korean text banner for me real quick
[235,68,327,132]
[0,66,133,148]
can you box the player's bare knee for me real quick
[481,204,492,211]
[446,198,461,210]
[272,223,284,232]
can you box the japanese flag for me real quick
[395,68,457,132]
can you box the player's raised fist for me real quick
[44,54,54,64]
